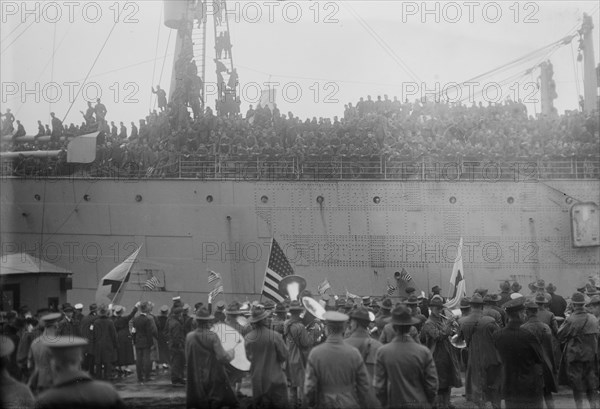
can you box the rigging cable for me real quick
[0,19,35,55]
[157,29,173,96]
[150,7,163,111]
[61,21,119,124]
[570,40,582,102]
[0,20,24,45]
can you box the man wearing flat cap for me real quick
[304,311,371,409]
[374,305,438,409]
[186,307,237,409]
[521,300,557,409]
[558,292,600,409]
[420,297,462,409]
[28,312,62,395]
[34,336,125,409]
[244,305,289,408]
[456,293,502,409]
[495,297,545,409]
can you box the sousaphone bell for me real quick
[279,275,307,301]
[302,296,326,320]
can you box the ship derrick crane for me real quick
[163,0,239,117]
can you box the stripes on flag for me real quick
[399,268,413,282]
[386,283,396,296]
[346,289,359,300]
[317,279,331,295]
[261,238,295,302]
[209,284,223,301]
[208,270,221,285]
[143,276,161,291]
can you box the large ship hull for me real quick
[1,178,599,306]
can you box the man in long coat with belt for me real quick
[244,305,288,408]
[304,311,371,409]
[495,297,545,409]
[91,305,118,380]
[285,300,315,408]
[558,292,599,409]
[420,296,462,409]
[185,307,236,409]
[456,293,501,409]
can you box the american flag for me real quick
[317,279,331,295]
[398,268,413,282]
[346,289,359,300]
[208,284,223,302]
[261,238,294,302]
[208,270,221,285]
[386,283,396,296]
[143,276,161,291]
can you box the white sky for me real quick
[1,1,599,132]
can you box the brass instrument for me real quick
[440,309,466,348]
[279,275,307,301]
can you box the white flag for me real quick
[445,238,466,309]
[95,245,142,305]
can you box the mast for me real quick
[580,13,598,113]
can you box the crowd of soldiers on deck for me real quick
[4,278,600,408]
[1,89,598,178]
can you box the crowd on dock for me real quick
[4,278,600,408]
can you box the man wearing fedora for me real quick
[374,305,438,409]
[482,294,504,327]
[456,293,502,409]
[546,283,567,318]
[498,281,512,306]
[57,304,80,338]
[185,307,237,409]
[91,304,118,381]
[374,298,393,336]
[166,307,186,385]
[34,336,125,409]
[244,305,289,408]
[558,292,600,409]
[420,296,462,409]
[495,297,545,409]
[132,301,158,384]
[521,300,557,409]
[305,311,371,409]
[79,303,98,375]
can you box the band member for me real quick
[244,305,289,408]
[495,297,545,409]
[185,307,236,409]
[304,311,371,408]
[285,300,315,408]
[374,305,438,409]
[420,296,462,409]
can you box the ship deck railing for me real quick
[1,155,599,181]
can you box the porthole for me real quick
[206,195,213,203]
[449,196,457,204]
[135,195,143,202]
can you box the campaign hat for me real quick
[42,335,88,349]
[349,307,371,322]
[274,302,287,313]
[249,305,270,323]
[504,297,526,312]
[535,279,546,290]
[215,300,226,311]
[195,307,214,321]
[469,293,484,305]
[89,303,98,312]
[459,297,471,309]
[474,288,488,297]
[511,282,522,292]
[483,294,501,304]
[406,295,419,305]
[322,311,349,323]
[388,305,421,326]
[535,294,549,304]
[429,296,444,308]
[571,292,587,305]
[226,301,243,315]
[379,298,393,310]
[499,281,511,291]
[586,295,600,307]
[431,285,441,293]
[98,305,109,316]
[262,300,276,311]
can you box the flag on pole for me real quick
[258,87,276,111]
[346,289,359,300]
[95,245,142,305]
[208,270,221,285]
[208,284,224,303]
[386,283,397,296]
[317,279,331,295]
[261,238,295,302]
[445,238,466,309]
[143,276,161,291]
[398,268,413,282]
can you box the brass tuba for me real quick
[279,275,307,301]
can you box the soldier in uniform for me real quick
[34,336,125,409]
[495,297,545,409]
[166,307,186,385]
[304,311,371,409]
[420,297,462,409]
[521,300,557,409]
[547,283,567,318]
[374,305,438,409]
[156,305,170,373]
[285,300,315,408]
[244,305,289,408]
[345,307,382,380]
[558,292,600,409]
[91,305,118,380]
[498,281,512,306]
[374,298,392,336]
[185,307,236,409]
[270,302,287,335]
[456,293,501,409]
[79,303,98,375]
[132,301,158,384]
[28,313,61,395]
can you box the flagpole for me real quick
[259,238,275,303]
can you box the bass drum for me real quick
[211,322,251,371]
